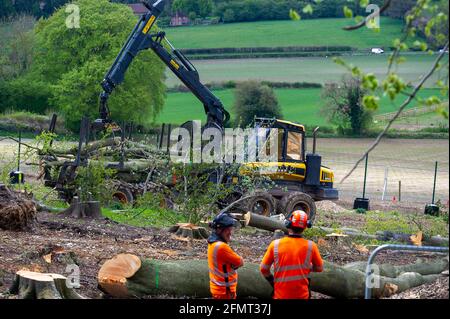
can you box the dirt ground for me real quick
[0,207,447,299]
[317,138,449,205]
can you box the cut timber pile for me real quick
[42,137,170,179]
[9,271,85,299]
[0,184,37,231]
[40,137,172,202]
[168,223,210,240]
[98,254,449,299]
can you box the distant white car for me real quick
[371,48,384,54]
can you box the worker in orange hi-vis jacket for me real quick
[207,212,244,300]
[260,210,323,299]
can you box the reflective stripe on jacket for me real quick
[260,236,323,299]
[207,241,242,295]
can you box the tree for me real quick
[172,0,213,18]
[30,0,166,131]
[222,8,235,22]
[233,81,282,127]
[0,15,50,114]
[0,15,36,80]
[321,77,373,136]
[0,0,15,18]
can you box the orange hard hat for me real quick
[286,210,310,229]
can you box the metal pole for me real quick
[17,130,21,171]
[159,123,166,150]
[365,244,449,299]
[166,124,172,154]
[363,154,368,199]
[381,167,388,201]
[432,161,438,204]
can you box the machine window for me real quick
[286,132,302,161]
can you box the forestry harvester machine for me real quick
[43,0,338,222]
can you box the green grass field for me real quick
[166,54,445,88]
[156,88,443,126]
[164,18,408,49]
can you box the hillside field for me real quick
[164,17,408,49]
[165,54,445,88]
[157,88,443,126]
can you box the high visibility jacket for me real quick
[208,241,243,296]
[260,236,323,299]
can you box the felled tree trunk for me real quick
[240,213,449,247]
[63,197,101,219]
[9,271,86,299]
[98,254,448,299]
[242,212,288,233]
[168,223,210,240]
[0,184,37,231]
[47,138,122,156]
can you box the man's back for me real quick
[261,236,323,299]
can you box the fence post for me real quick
[166,124,172,154]
[363,154,368,199]
[382,167,388,201]
[432,161,438,205]
[398,181,402,202]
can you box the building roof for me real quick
[128,3,149,15]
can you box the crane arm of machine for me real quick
[96,0,230,131]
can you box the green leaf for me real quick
[359,0,369,8]
[362,73,379,90]
[343,6,353,19]
[425,96,442,106]
[436,107,449,120]
[302,4,313,15]
[351,66,362,77]
[333,57,346,67]
[362,95,380,111]
[289,9,301,21]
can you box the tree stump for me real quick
[9,271,86,299]
[168,223,210,240]
[63,197,102,219]
[0,184,37,231]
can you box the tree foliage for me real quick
[213,0,386,23]
[233,81,282,127]
[172,0,213,18]
[321,77,373,136]
[29,0,166,131]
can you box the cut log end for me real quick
[243,212,288,234]
[98,254,142,298]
